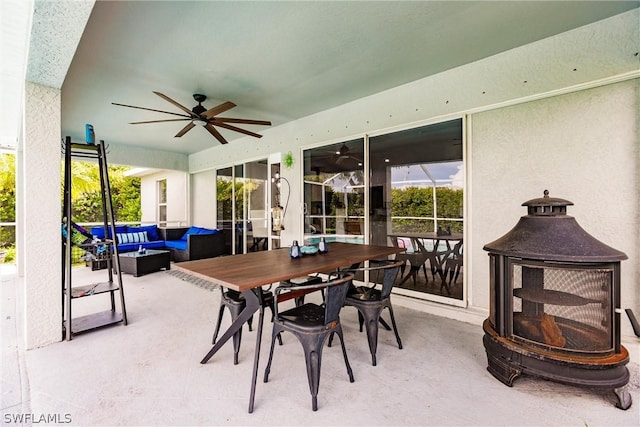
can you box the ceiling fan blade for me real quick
[175,122,196,137]
[112,102,191,118]
[204,123,229,144]
[214,117,271,126]
[213,122,263,139]
[129,118,191,125]
[153,91,197,117]
[201,101,236,119]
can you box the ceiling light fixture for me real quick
[192,118,208,126]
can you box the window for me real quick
[157,179,167,227]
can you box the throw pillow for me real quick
[129,225,159,241]
[116,231,148,244]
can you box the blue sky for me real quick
[391,161,463,189]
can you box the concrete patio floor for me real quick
[3,263,639,426]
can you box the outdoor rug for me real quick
[165,269,219,292]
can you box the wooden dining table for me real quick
[173,242,405,413]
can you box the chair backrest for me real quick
[344,259,404,299]
[323,273,354,325]
[453,240,463,257]
[276,273,354,327]
[377,260,404,299]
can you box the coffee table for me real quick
[118,249,171,277]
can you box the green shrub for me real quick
[1,247,15,263]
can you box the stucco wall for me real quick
[191,170,216,229]
[470,79,639,338]
[106,143,188,172]
[23,82,62,348]
[139,170,189,226]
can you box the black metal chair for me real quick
[338,259,404,366]
[443,240,463,288]
[393,237,433,286]
[263,273,355,411]
[211,287,280,365]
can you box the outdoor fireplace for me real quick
[482,191,631,410]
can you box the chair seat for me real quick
[278,303,325,328]
[347,286,382,301]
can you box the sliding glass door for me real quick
[302,138,365,245]
[244,160,268,253]
[369,118,464,301]
[216,167,234,254]
[216,159,269,255]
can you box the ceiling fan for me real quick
[329,143,362,165]
[112,92,271,145]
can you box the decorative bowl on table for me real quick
[300,245,319,256]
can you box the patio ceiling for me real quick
[3,1,639,155]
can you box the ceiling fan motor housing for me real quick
[192,94,207,115]
[193,94,207,103]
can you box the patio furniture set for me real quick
[174,242,405,413]
[89,224,226,276]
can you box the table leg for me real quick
[200,289,261,364]
[248,289,265,413]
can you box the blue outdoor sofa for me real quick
[90,224,226,262]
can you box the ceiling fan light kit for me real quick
[112,92,271,145]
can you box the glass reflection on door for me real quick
[303,138,365,245]
[216,162,268,255]
[216,167,233,254]
[244,160,268,253]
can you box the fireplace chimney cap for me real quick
[483,190,628,262]
[522,190,573,216]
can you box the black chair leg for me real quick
[232,321,243,365]
[305,348,322,411]
[212,301,245,364]
[263,325,282,383]
[294,332,326,410]
[302,329,353,411]
[386,304,403,350]
[360,307,383,366]
[264,299,283,346]
[212,304,226,344]
[333,325,355,383]
[378,317,392,331]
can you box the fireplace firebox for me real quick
[482,191,631,410]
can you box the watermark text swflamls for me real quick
[4,413,72,424]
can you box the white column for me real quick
[22,82,62,348]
